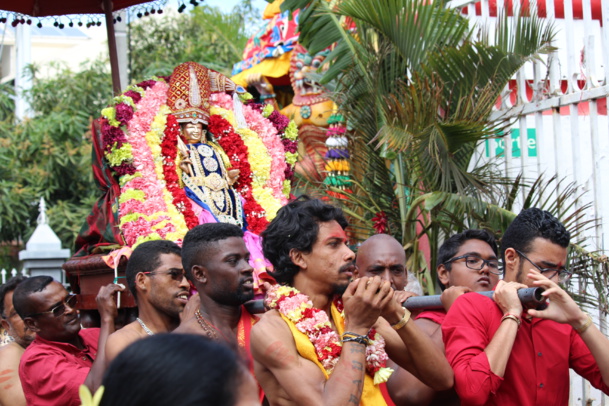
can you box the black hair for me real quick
[0,275,28,318]
[438,229,498,271]
[12,275,54,319]
[262,195,348,285]
[500,207,570,263]
[182,223,244,280]
[100,334,246,406]
[126,240,182,300]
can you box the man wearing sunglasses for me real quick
[443,208,609,405]
[105,240,189,363]
[12,276,123,406]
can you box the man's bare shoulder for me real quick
[251,310,292,343]
[0,343,26,406]
[251,310,299,366]
[106,321,144,362]
[0,342,24,368]
[108,321,142,342]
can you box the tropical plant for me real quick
[0,60,113,256]
[128,4,254,80]
[282,0,607,308]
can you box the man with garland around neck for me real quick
[443,208,609,405]
[252,196,453,406]
[105,240,189,363]
[173,223,258,366]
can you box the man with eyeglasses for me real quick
[12,275,123,406]
[105,240,189,363]
[443,208,609,405]
[373,229,499,406]
[0,276,35,406]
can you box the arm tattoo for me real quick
[349,345,365,354]
[351,361,363,371]
[349,395,359,404]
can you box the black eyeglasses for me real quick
[515,250,572,283]
[143,269,186,281]
[444,255,502,275]
[28,294,78,318]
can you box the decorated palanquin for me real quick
[64,62,297,309]
[231,0,351,190]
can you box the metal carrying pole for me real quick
[244,287,547,314]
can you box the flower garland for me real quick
[242,103,287,205]
[264,107,297,198]
[161,114,199,229]
[265,285,393,384]
[212,92,295,202]
[210,104,283,222]
[101,79,191,247]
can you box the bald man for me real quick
[356,231,500,405]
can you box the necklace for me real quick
[136,317,154,336]
[265,285,393,384]
[194,309,221,340]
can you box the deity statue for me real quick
[167,62,244,227]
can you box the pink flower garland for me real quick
[265,285,392,381]
[120,81,174,245]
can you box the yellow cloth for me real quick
[231,52,292,87]
[279,302,387,406]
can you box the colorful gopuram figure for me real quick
[167,62,243,227]
[246,44,334,181]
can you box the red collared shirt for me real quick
[442,293,609,406]
[19,328,100,406]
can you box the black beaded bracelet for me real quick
[342,332,370,346]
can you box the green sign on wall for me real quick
[485,129,537,158]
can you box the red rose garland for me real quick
[208,114,270,235]
[161,114,199,229]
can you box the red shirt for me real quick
[442,293,609,406]
[416,309,447,325]
[19,328,100,406]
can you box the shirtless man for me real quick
[357,231,500,405]
[105,240,189,363]
[174,223,257,363]
[0,276,35,406]
[251,197,453,406]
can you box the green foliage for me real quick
[0,60,113,250]
[129,5,251,80]
[284,0,606,306]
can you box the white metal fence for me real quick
[0,268,27,284]
[455,0,609,404]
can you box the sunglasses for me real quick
[28,294,78,318]
[143,269,186,281]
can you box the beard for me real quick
[332,261,355,296]
[235,280,255,304]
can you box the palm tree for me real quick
[282,0,608,311]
